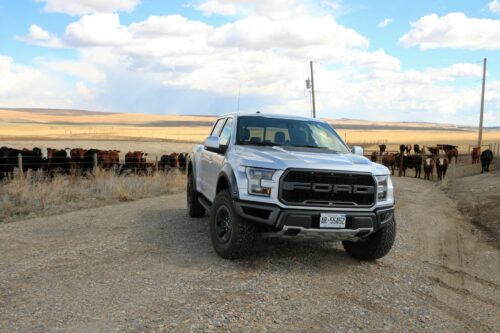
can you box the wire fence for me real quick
[0,152,187,181]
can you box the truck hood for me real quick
[232,145,389,175]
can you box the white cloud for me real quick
[64,13,130,46]
[377,18,392,28]
[0,55,74,108]
[37,0,141,16]
[489,0,500,14]
[400,12,500,50]
[8,2,500,125]
[18,24,64,48]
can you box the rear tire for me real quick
[187,172,205,218]
[342,218,396,261]
[210,189,255,259]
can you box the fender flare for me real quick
[218,164,239,199]
[188,153,197,192]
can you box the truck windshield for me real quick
[236,116,349,153]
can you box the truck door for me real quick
[199,118,225,196]
[206,117,233,201]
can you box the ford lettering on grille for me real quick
[279,170,376,207]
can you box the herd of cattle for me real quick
[0,146,188,181]
[370,144,495,180]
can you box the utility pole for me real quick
[478,58,487,149]
[310,61,316,118]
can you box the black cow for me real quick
[480,149,494,173]
[414,144,421,154]
[402,155,422,178]
[0,147,46,180]
[82,149,102,173]
[178,153,187,171]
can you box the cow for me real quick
[445,148,459,164]
[0,147,47,179]
[382,153,396,175]
[46,148,71,174]
[402,155,422,178]
[82,149,101,173]
[100,150,120,170]
[178,153,188,171]
[70,148,86,174]
[414,144,422,154]
[436,157,449,180]
[471,147,481,164]
[399,144,407,154]
[125,151,148,173]
[425,146,440,157]
[159,153,180,172]
[406,144,412,155]
[480,149,494,173]
[379,144,386,155]
[370,151,378,162]
[423,157,435,180]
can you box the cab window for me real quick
[210,118,225,137]
[219,118,233,146]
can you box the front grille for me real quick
[279,169,376,207]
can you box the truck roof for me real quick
[219,112,322,122]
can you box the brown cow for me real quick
[471,147,480,164]
[436,157,449,180]
[125,151,148,173]
[99,150,120,170]
[382,153,396,175]
[370,151,378,162]
[159,152,180,172]
[425,146,440,157]
[445,148,458,164]
[70,148,86,173]
[423,157,435,180]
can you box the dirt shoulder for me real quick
[1,179,499,332]
[443,167,500,249]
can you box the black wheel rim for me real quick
[215,205,232,244]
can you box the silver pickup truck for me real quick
[187,112,396,260]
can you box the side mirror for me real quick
[204,136,221,153]
[352,146,364,156]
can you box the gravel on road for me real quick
[1,178,499,332]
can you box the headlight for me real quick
[246,167,275,196]
[376,175,388,201]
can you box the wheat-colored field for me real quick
[1,108,500,154]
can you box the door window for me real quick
[219,118,233,146]
[210,118,225,137]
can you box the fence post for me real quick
[93,153,98,175]
[154,155,159,173]
[468,144,471,154]
[17,153,24,180]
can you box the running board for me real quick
[197,195,211,211]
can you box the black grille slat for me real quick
[279,170,376,207]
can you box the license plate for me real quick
[319,213,346,228]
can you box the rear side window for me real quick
[219,118,233,146]
[210,118,225,137]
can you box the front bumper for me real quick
[233,200,394,240]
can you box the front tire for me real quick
[187,172,205,218]
[342,218,396,261]
[210,189,256,259]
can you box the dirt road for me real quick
[1,178,499,332]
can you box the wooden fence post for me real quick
[93,153,98,175]
[18,153,23,180]
[154,155,159,173]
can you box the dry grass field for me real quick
[2,108,500,154]
[0,169,185,223]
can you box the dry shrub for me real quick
[0,170,186,223]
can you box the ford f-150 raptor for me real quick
[187,112,396,260]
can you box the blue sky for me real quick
[1,0,500,125]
